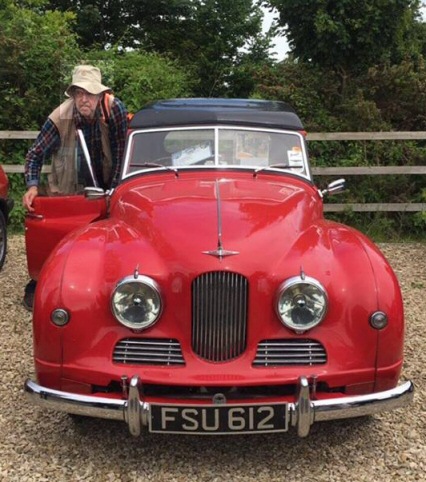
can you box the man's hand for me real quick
[22,186,38,212]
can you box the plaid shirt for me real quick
[25,96,128,189]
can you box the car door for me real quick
[25,194,107,280]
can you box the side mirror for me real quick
[320,178,346,197]
[84,186,110,200]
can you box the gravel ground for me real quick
[0,235,424,482]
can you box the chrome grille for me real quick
[192,271,248,362]
[113,338,185,366]
[253,339,327,367]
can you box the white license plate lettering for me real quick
[228,407,246,430]
[151,403,288,434]
[160,407,179,430]
[181,408,199,430]
[257,406,275,430]
[201,408,220,431]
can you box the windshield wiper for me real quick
[253,164,301,178]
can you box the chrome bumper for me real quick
[24,377,414,437]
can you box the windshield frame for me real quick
[122,125,312,181]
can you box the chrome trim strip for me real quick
[77,129,99,188]
[24,378,414,437]
[25,212,44,220]
[202,180,239,259]
[113,338,185,366]
[122,126,311,182]
[253,339,327,366]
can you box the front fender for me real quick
[319,222,404,389]
[276,220,404,391]
[358,237,404,390]
[33,219,168,388]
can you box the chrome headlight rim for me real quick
[111,274,162,331]
[275,275,328,333]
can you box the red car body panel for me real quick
[31,170,403,397]
[25,195,107,280]
[0,165,8,199]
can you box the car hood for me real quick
[110,172,322,268]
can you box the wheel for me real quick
[0,210,6,271]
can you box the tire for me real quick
[0,209,7,271]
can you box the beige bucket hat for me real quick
[65,65,111,96]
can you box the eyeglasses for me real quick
[73,88,99,100]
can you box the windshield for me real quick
[122,127,310,179]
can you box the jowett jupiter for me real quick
[24,99,414,436]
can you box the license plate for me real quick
[149,403,289,434]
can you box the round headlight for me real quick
[111,275,162,330]
[276,275,328,332]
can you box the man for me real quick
[22,64,129,310]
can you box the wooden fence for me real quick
[1,130,426,213]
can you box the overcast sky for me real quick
[262,7,289,60]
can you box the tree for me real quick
[363,59,426,130]
[0,0,81,129]
[265,0,421,75]
[168,0,270,96]
[83,50,192,112]
[43,0,273,96]
[0,0,194,123]
[44,0,194,50]
[251,59,342,131]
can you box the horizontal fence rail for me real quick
[4,130,426,141]
[1,131,425,213]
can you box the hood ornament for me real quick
[203,180,239,261]
[203,245,239,260]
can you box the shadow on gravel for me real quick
[44,412,379,471]
[67,411,375,446]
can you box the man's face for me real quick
[72,88,100,119]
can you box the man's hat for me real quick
[65,65,110,96]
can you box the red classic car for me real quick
[24,99,413,437]
[0,164,14,270]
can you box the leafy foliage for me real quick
[43,0,273,96]
[157,0,269,96]
[44,0,194,50]
[364,59,426,130]
[267,0,421,74]
[0,0,81,129]
[251,60,342,130]
[82,50,192,112]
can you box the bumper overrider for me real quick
[24,376,414,437]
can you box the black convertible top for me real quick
[130,98,305,130]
